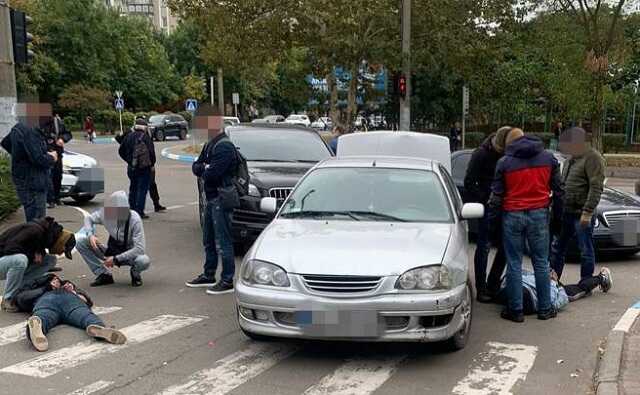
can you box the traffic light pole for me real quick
[399,0,411,131]
[0,0,17,138]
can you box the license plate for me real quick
[295,310,380,338]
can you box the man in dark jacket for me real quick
[186,105,238,294]
[464,127,511,302]
[46,115,72,208]
[1,104,58,221]
[489,129,564,323]
[118,118,156,219]
[550,127,605,282]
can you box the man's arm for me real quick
[192,143,208,177]
[114,219,145,264]
[550,156,565,221]
[487,159,506,210]
[80,210,103,236]
[24,130,55,168]
[583,152,605,215]
[145,133,156,166]
[463,149,484,203]
[3,226,44,260]
[203,142,235,185]
[118,134,131,163]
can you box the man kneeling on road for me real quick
[24,273,126,352]
[0,217,75,312]
[76,191,150,287]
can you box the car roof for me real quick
[316,156,436,172]
[228,123,318,134]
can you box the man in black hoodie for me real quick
[464,127,511,302]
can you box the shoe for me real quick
[86,325,127,344]
[154,205,167,212]
[141,214,150,219]
[599,267,613,293]
[185,275,216,288]
[501,309,524,323]
[131,269,143,287]
[537,309,557,320]
[90,273,114,287]
[1,298,19,313]
[206,282,234,295]
[55,200,63,206]
[476,290,493,304]
[27,316,48,352]
[47,202,56,209]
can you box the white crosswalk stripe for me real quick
[451,342,538,395]
[303,355,406,395]
[157,342,297,395]
[0,314,204,378]
[66,380,114,395]
[0,306,122,347]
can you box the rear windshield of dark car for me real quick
[229,129,332,162]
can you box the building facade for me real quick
[105,0,178,34]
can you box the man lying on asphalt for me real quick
[75,191,150,287]
[24,274,126,352]
[0,217,75,312]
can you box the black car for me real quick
[148,114,189,141]
[198,124,333,249]
[452,149,640,257]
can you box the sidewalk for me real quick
[620,308,640,394]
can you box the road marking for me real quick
[0,306,122,347]
[66,380,114,395]
[303,355,406,395]
[451,342,538,395]
[1,314,204,378]
[613,306,640,333]
[71,206,91,218]
[158,342,296,395]
[165,205,185,210]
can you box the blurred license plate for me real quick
[295,310,379,337]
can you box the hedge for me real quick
[0,154,20,220]
[178,111,192,122]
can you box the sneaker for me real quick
[130,269,143,287]
[27,316,48,352]
[206,282,234,295]
[154,205,167,212]
[47,202,56,209]
[86,325,127,344]
[1,298,19,313]
[90,273,115,287]
[537,309,557,321]
[185,275,216,288]
[476,289,493,304]
[501,309,524,323]
[141,214,150,220]
[599,267,613,293]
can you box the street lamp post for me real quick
[399,0,411,131]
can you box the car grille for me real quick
[269,187,293,201]
[301,275,382,293]
[603,211,640,229]
[232,209,271,224]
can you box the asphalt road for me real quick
[0,139,639,395]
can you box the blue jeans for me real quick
[503,209,552,314]
[127,167,151,217]
[32,291,103,334]
[15,184,47,222]
[0,254,28,299]
[474,214,507,293]
[550,212,595,280]
[75,233,151,277]
[202,198,235,284]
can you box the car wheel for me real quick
[155,129,165,141]
[443,281,473,351]
[71,195,96,203]
[179,128,187,140]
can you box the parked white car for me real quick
[236,132,482,350]
[284,114,311,127]
[61,150,105,203]
[310,117,332,130]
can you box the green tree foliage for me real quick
[58,84,110,120]
[183,74,206,102]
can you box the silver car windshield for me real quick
[280,167,453,223]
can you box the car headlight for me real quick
[241,260,290,287]
[395,265,450,290]
[248,183,260,197]
[594,217,600,228]
[62,165,72,174]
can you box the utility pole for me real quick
[210,76,214,106]
[0,0,17,138]
[399,0,411,131]
[217,68,224,115]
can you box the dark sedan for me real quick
[148,114,189,141]
[198,124,333,249]
[452,149,640,257]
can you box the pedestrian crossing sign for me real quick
[186,99,198,112]
[114,98,124,110]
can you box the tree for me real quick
[58,84,110,120]
[183,74,206,102]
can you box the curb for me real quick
[92,137,116,144]
[595,301,640,395]
[160,146,197,163]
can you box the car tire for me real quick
[179,128,187,140]
[443,282,473,351]
[155,129,165,141]
[71,195,96,203]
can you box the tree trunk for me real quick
[345,64,359,131]
[327,71,341,130]
[591,77,605,153]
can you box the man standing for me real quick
[186,105,238,294]
[1,104,58,221]
[550,127,605,282]
[449,122,462,151]
[489,128,564,323]
[464,126,511,302]
[118,118,155,219]
[75,191,150,287]
[46,115,72,208]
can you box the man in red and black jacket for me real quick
[488,128,564,323]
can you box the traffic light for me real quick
[10,9,34,65]
[398,74,407,99]
[387,72,398,97]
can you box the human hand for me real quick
[34,252,43,264]
[89,235,99,251]
[56,138,64,148]
[104,256,115,268]
[580,211,593,227]
[48,151,58,162]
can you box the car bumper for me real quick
[231,196,274,241]
[236,279,468,342]
[60,168,105,197]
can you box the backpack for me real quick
[214,137,250,197]
[131,132,152,169]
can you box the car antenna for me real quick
[372,160,376,167]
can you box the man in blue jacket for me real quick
[186,105,238,294]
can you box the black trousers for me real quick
[563,276,602,301]
[48,160,63,203]
[149,167,161,208]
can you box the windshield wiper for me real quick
[345,211,409,222]
[280,210,360,220]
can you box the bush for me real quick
[603,134,626,153]
[94,110,119,133]
[0,154,20,220]
[464,132,486,148]
[58,84,110,120]
[178,111,193,122]
[63,115,77,129]
[121,111,136,130]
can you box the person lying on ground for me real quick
[25,274,127,352]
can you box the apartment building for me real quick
[105,0,179,34]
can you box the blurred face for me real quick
[194,115,223,140]
[50,276,61,289]
[15,102,53,128]
[559,133,587,156]
[104,206,130,222]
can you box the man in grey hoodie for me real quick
[75,191,150,287]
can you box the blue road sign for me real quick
[114,98,124,110]
[185,99,198,112]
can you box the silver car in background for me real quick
[236,132,483,350]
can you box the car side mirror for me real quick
[461,203,484,219]
[260,197,277,214]
[164,119,170,124]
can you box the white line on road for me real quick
[1,314,204,378]
[0,306,122,347]
[165,205,185,210]
[66,380,114,395]
[303,355,406,395]
[158,342,297,395]
[451,342,538,395]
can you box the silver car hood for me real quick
[253,220,452,276]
